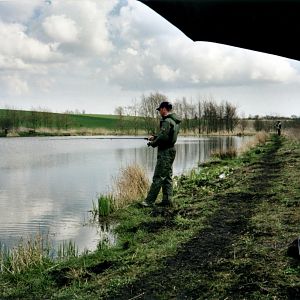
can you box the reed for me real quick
[112,164,150,209]
[57,240,78,260]
[0,234,79,275]
[238,131,269,154]
[255,131,269,144]
[91,164,150,218]
[97,194,113,217]
[0,233,51,274]
[285,128,300,141]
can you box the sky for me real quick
[0,0,300,117]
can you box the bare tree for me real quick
[139,92,167,134]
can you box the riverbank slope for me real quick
[0,135,299,299]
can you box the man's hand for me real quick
[148,135,155,141]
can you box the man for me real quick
[275,120,282,136]
[141,101,181,207]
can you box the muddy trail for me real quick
[107,136,297,299]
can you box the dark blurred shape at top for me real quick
[139,0,300,61]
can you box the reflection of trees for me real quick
[113,136,253,178]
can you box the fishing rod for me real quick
[47,137,150,141]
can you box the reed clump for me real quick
[92,164,150,218]
[57,240,78,260]
[112,164,150,209]
[238,131,269,155]
[255,131,269,144]
[285,128,300,141]
[0,234,51,274]
[0,234,79,275]
[92,194,113,218]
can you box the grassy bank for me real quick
[0,109,145,137]
[0,135,299,299]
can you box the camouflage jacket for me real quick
[150,113,181,149]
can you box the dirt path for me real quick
[107,136,298,299]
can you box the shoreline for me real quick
[0,128,256,138]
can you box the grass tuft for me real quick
[91,164,150,218]
[0,233,80,275]
[112,164,150,209]
[238,131,269,154]
[0,233,51,274]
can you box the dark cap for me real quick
[156,101,172,111]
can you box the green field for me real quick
[70,113,142,129]
[0,109,145,135]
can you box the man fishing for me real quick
[275,120,282,136]
[141,101,181,208]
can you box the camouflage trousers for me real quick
[145,147,176,204]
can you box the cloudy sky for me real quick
[0,0,300,117]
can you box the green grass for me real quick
[0,108,145,134]
[69,114,142,130]
[95,194,113,217]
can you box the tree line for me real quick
[1,94,299,136]
[116,92,300,135]
[116,92,240,135]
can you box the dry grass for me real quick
[7,127,121,137]
[284,128,300,141]
[91,164,150,219]
[112,164,150,209]
[0,233,51,274]
[238,131,269,155]
[0,233,80,274]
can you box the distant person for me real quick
[275,120,282,136]
[141,101,181,208]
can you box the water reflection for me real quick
[0,136,253,252]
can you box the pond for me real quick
[0,135,253,253]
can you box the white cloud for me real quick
[39,0,117,56]
[153,64,180,82]
[0,0,42,23]
[0,54,28,70]
[1,75,29,96]
[0,21,60,63]
[105,2,300,90]
[43,14,79,43]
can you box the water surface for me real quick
[0,135,252,252]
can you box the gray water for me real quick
[0,135,253,253]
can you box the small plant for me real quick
[97,194,113,217]
[57,240,78,260]
[91,194,113,218]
